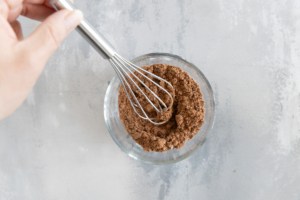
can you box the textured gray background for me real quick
[1,0,300,199]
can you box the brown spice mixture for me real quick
[118,64,205,152]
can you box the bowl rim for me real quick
[104,52,215,165]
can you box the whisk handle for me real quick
[49,0,116,59]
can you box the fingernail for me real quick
[64,10,83,32]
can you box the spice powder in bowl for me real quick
[118,64,205,152]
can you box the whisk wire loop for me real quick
[109,54,174,125]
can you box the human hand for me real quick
[0,0,82,120]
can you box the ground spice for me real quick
[118,64,205,152]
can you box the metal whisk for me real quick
[51,0,174,125]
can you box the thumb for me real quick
[23,9,82,65]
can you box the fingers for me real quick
[21,3,54,21]
[0,13,17,40]
[1,0,54,22]
[0,0,22,40]
[1,0,23,21]
[0,0,10,19]
[5,0,23,8]
[20,9,82,69]
[10,20,22,39]
[7,3,22,22]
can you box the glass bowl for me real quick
[104,53,215,164]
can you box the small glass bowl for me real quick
[104,53,215,164]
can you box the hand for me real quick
[0,0,82,121]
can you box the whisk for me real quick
[50,0,174,125]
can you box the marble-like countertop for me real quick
[1,0,300,199]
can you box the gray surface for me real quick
[1,0,300,199]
